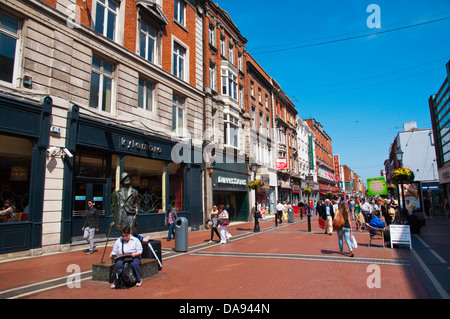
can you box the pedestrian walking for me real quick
[208,205,220,243]
[218,204,231,244]
[353,197,364,232]
[321,199,334,235]
[275,201,284,227]
[165,204,178,241]
[336,201,354,257]
[82,200,99,255]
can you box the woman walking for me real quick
[336,201,354,257]
[165,204,178,241]
[352,197,364,232]
[208,205,221,243]
[218,204,231,244]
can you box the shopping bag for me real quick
[350,235,358,249]
[318,218,325,229]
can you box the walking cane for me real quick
[101,222,114,263]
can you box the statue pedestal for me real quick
[92,258,159,283]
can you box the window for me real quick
[0,12,19,84]
[224,114,239,148]
[0,135,33,223]
[173,41,186,80]
[250,81,254,97]
[251,106,256,129]
[238,53,243,72]
[208,24,216,47]
[138,78,154,111]
[94,0,118,41]
[139,21,156,63]
[228,43,234,65]
[239,86,245,109]
[89,56,114,112]
[221,68,237,100]
[266,116,270,137]
[172,94,184,135]
[174,0,185,26]
[265,95,269,109]
[258,88,261,103]
[209,62,216,91]
[220,36,226,57]
[259,111,263,133]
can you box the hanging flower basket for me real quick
[303,187,312,195]
[248,179,264,190]
[391,167,414,185]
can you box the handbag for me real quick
[350,235,358,249]
[332,212,345,231]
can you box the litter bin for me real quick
[288,208,294,223]
[174,217,188,252]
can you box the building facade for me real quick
[0,0,205,255]
[429,60,450,206]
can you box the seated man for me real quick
[369,211,391,245]
[110,226,143,288]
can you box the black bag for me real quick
[116,258,137,289]
[115,239,137,289]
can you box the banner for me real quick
[367,177,387,196]
[276,158,287,170]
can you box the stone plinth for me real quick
[92,258,158,283]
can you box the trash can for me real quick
[174,217,188,252]
[288,208,294,223]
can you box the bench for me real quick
[92,258,159,283]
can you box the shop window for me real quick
[169,163,184,211]
[0,135,33,223]
[124,156,163,214]
[74,149,108,178]
[0,11,20,84]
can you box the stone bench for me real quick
[92,258,159,283]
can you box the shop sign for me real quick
[217,176,247,185]
[120,137,162,154]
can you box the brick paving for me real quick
[0,214,449,301]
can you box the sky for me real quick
[216,0,450,185]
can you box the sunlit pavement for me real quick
[1,214,449,301]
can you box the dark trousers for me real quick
[113,257,141,284]
[276,210,282,226]
[210,226,220,240]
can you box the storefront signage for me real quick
[120,137,162,154]
[218,176,247,185]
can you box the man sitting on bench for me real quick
[110,226,143,288]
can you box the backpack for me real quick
[115,239,137,289]
[333,212,345,231]
[116,259,137,289]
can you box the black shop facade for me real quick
[60,105,202,244]
[210,162,249,222]
[0,95,52,254]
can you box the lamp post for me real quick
[395,148,407,215]
[251,163,260,232]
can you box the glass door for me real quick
[72,179,108,240]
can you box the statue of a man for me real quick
[113,172,139,235]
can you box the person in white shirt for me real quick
[276,201,284,227]
[110,226,143,288]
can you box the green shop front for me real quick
[211,162,249,221]
[0,95,52,254]
[61,105,203,244]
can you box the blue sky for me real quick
[216,0,450,185]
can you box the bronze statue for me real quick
[113,172,139,235]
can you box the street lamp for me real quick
[395,148,407,214]
[251,163,260,232]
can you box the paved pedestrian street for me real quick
[0,215,449,309]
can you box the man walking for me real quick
[321,199,334,235]
[83,200,99,255]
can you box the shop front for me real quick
[211,162,249,222]
[291,177,301,213]
[277,173,291,203]
[0,95,52,254]
[61,105,203,244]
